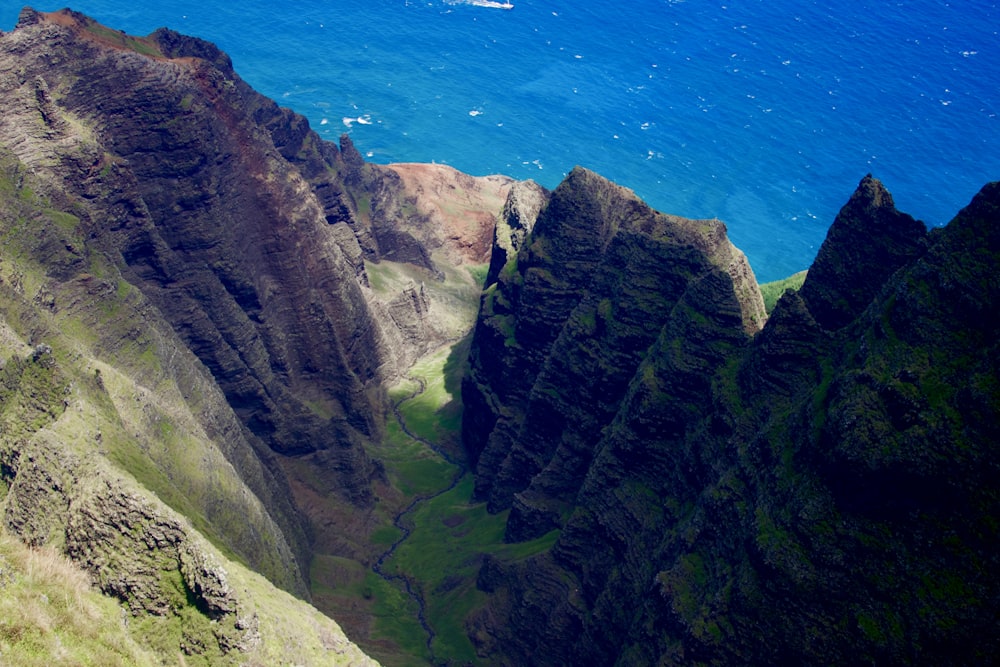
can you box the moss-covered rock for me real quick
[467,176,1000,665]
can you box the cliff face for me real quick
[4,8,407,497]
[0,8,513,662]
[466,175,1000,665]
[0,142,375,663]
[463,167,766,541]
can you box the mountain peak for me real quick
[798,174,928,330]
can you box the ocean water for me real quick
[5,1,999,281]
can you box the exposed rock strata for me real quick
[463,167,766,541]
[0,9,386,522]
[0,7,512,589]
[0,332,372,663]
[466,176,1000,665]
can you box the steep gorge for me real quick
[0,8,506,664]
[0,7,997,666]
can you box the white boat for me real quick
[468,0,514,9]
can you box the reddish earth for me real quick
[386,163,514,265]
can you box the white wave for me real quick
[342,114,373,128]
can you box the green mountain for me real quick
[464,173,1000,664]
[0,7,996,666]
[0,8,506,664]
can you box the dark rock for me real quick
[467,177,1000,665]
[464,166,766,530]
[798,174,927,330]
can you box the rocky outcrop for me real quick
[0,339,353,662]
[466,176,1000,665]
[797,174,927,330]
[0,397,375,664]
[463,167,766,542]
[485,179,549,286]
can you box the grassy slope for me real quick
[0,150,374,665]
[0,510,377,666]
[344,342,557,666]
[0,525,160,666]
[759,270,808,313]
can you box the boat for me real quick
[468,0,514,9]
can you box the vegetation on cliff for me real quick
[0,7,996,667]
[0,8,509,665]
[464,174,1000,665]
[759,270,807,313]
[0,137,377,663]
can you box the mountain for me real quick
[464,174,1000,664]
[0,8,510,664]
[0,7,997,666]
[463,166,766,539]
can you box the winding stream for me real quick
[372,373,467,664]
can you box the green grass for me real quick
[82,21,164,58]
[381,474,559,664]
[396,345,465,448]
[467,263,489,287]
[352,337,564,665]
[376,417,455,498]
[0,525,160,666]
[759,270,808,313]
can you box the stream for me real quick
[371,373,467,665]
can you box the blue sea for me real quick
[5,1,999,281]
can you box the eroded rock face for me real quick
[0,349,255,658]
[0,9,510,523]
[0,9,396,512]
[463,167,766,538]
[466,176,1000,665]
